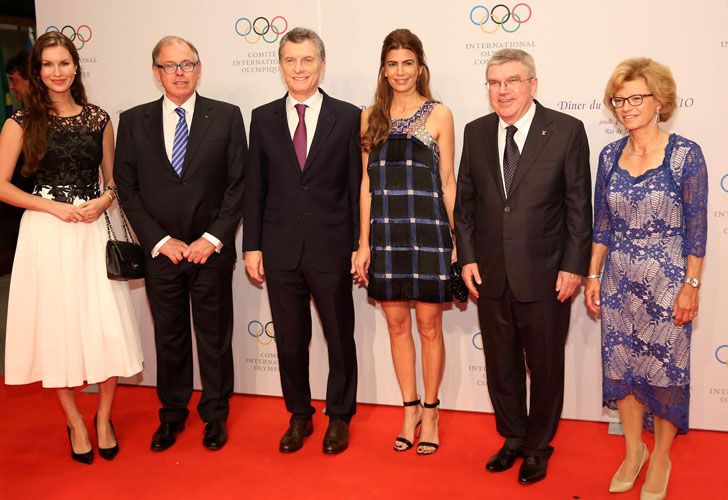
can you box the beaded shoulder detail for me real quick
[391,100,440,149]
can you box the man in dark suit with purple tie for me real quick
[243,28,361,455]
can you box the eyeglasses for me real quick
[610,94,653,108]
[485,77,533,90]
[155,61,199,74]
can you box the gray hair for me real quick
[152,36,200,65]
[487,48,536,78]
[278,27,326,62]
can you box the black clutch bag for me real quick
[104,204,145,280]
[450,261,469,303]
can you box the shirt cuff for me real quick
[151,235,171,258]
[202,232,223,253]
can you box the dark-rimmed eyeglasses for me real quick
[610,94,653,108]
[155,61,199,74]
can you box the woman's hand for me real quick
[354,246,371,285]
[584,277,601,315]
[78,195,112,223]
[673,284,699,326]
[46,200,85,223]
[451,243,458,264]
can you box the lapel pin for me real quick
[541,129,547,136]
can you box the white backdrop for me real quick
[35,0,728,431]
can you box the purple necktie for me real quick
[293,103,307,170]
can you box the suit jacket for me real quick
[114,93,247,264]
[454,101,592,302]
[242,90,361,272]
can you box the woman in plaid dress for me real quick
[354,29,456,455]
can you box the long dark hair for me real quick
[362,29,432,152]
[22,31,88,175]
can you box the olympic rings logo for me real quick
[235,16,288,44]
[469,4,532,34]
[720,173,728,193]
[716,345,728,366]
[45,25,93,50]
[472,332,484,350]
[248,320,275,346]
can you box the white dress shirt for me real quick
[286,89,323,155]
[497,101,536,194]
[151,93,222,257]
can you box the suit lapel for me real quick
[182,94,213,175]
[483,115,506,202]
[143,97,177,177]
[273,96,303,176]
[508,101,553,197]
[303,91,336,173]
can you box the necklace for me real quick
[626,136,664,158]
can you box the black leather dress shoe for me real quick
[279,418,313,453]
[518,455,548,484]
[203,419,228,450]
[150,421,185,452]
[323,419,349,455]
[486,445,521,472]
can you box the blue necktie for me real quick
[171,107,188,177]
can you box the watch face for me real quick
[686,277,699,287]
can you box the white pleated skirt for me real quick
[4,189,144,388]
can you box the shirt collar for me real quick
[498,100,536,134]
[163,92,196,117]
[286,89,323,113]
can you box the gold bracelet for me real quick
[586,274,601,279]
[104,191,114,203]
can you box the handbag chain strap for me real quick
[104,201,136,243]
[104,211,117,240]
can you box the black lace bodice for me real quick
[11,104,110,202]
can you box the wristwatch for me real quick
[685,277,700,288]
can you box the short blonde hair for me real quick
[604,57,676,122]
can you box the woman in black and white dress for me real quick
[0,31,142,464]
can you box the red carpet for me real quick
[1,380,725,499]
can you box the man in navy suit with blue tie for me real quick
[114,36,247,452]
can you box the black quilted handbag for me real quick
[104,204,145,280]
[450,261,469,303]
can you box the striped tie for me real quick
[171,107,188,177]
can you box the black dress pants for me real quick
[265,245,357,421]
[477,282,571,457]
[145,254,234,424]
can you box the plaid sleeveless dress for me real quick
[366,100,453,303]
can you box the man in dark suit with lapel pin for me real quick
[455,49,592,484]
[114,36,246,452]
[243,28,360,455]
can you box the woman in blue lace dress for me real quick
[584,58,707,499]
[354,29,456,455]
[0,32,142,464]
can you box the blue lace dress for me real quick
[593,134,707,434]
